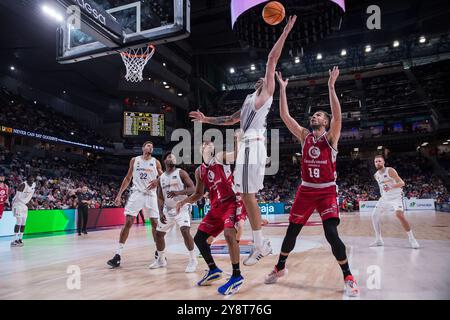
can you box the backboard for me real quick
[56,0,190,64]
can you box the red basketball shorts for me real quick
[289,185,340,225]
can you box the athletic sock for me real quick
[253,230,263,249]
[276,254,288,271]
[339,262,352,279]
[407,230,415,240]
[116,243,124,255]
[188,249,196,261]
[232,263,241,278]
[208,262,218,271]
[18,233,23,240]
[157,250,165,260]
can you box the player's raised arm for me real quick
[327,66,342,149]
[189,109,240,126]
[276,71,308,144]
[176,168,205,213]
[263,15,297,96]
[115,158,134,206]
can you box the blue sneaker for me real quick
[197,268,223,286]
[218,275,244,295]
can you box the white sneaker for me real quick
[264,267,288,284]
[149,257,167,269]
[369,239,384,247]
[243,239,272,266]
[409,238,420,249]
[185,259,198,273]
[344,275,360,297]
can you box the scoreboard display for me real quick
[123,112,165,137]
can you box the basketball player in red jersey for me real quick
[264,67,359,297]
[0,174,10,219]
[176,140,246,295]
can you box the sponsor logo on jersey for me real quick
[308,146,321,159]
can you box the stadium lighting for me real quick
[353,148,359,152]
[70,132,74,135]
[316,53,322,60]
[162,81,167,85]
[294,57,300,64]
[222,84,226,90]
[419,36,426,43]
[10,66,15,71]
[443,142,449,145]
[229,68,235,74]
[33,101,37,104]
[340,49,347,56]
[421,142,428,146]
[377,146,383,150]
[63,90,66,94]
[365,45,372,53]
[178,93,183,97]
[393,40,400,47]
[164,85,170,89]
[250,64,256,71]
[162,62,166,67]
[42,4,63,22]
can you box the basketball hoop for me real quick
[120,44,155,82]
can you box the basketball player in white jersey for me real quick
[11,175,36,247]
[107,141,163,268]
[149,151,197,272]
[371,155,420,249]
[189,15,298,266]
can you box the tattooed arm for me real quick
[189,109,240,126]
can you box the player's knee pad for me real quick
[20,225,25,233]
[281,223,303,253]
[14,224,20,233]
[323,218,346,261]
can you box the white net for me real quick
[120,44,155,82]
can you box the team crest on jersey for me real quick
[0,190,5,195]
[207,170,215,182]
[308,146,321,159]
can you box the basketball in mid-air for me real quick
[262,1,286,26]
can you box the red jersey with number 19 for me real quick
[301,131,337,187]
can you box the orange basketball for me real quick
[263,1,286,26]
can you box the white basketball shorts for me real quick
[234,139,267,194]
[374,196,405,213]
[156,205,191,233]
[124,190,159,219]
[13,203,28,218]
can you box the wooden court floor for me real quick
[0,211,449,300]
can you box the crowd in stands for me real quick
[0,146,123,210]
[0,87,113,147]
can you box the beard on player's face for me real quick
[164,156,176,169]
[374,161,384,169]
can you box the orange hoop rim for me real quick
[120,44,155,58]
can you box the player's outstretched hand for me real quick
[167,191,179,198]
[276,71,289,89]
[283,15,297,35]
[189,109,206,123]
[328,66,340,88]
[147,179,158,190]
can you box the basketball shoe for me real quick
[264,267,288,284]
[344,275,360,297]
[197,267,223,286]
[218,275,244,295]
[243,239,272,266]
[107,254,121,268]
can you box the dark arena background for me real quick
[0,0,449,306]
